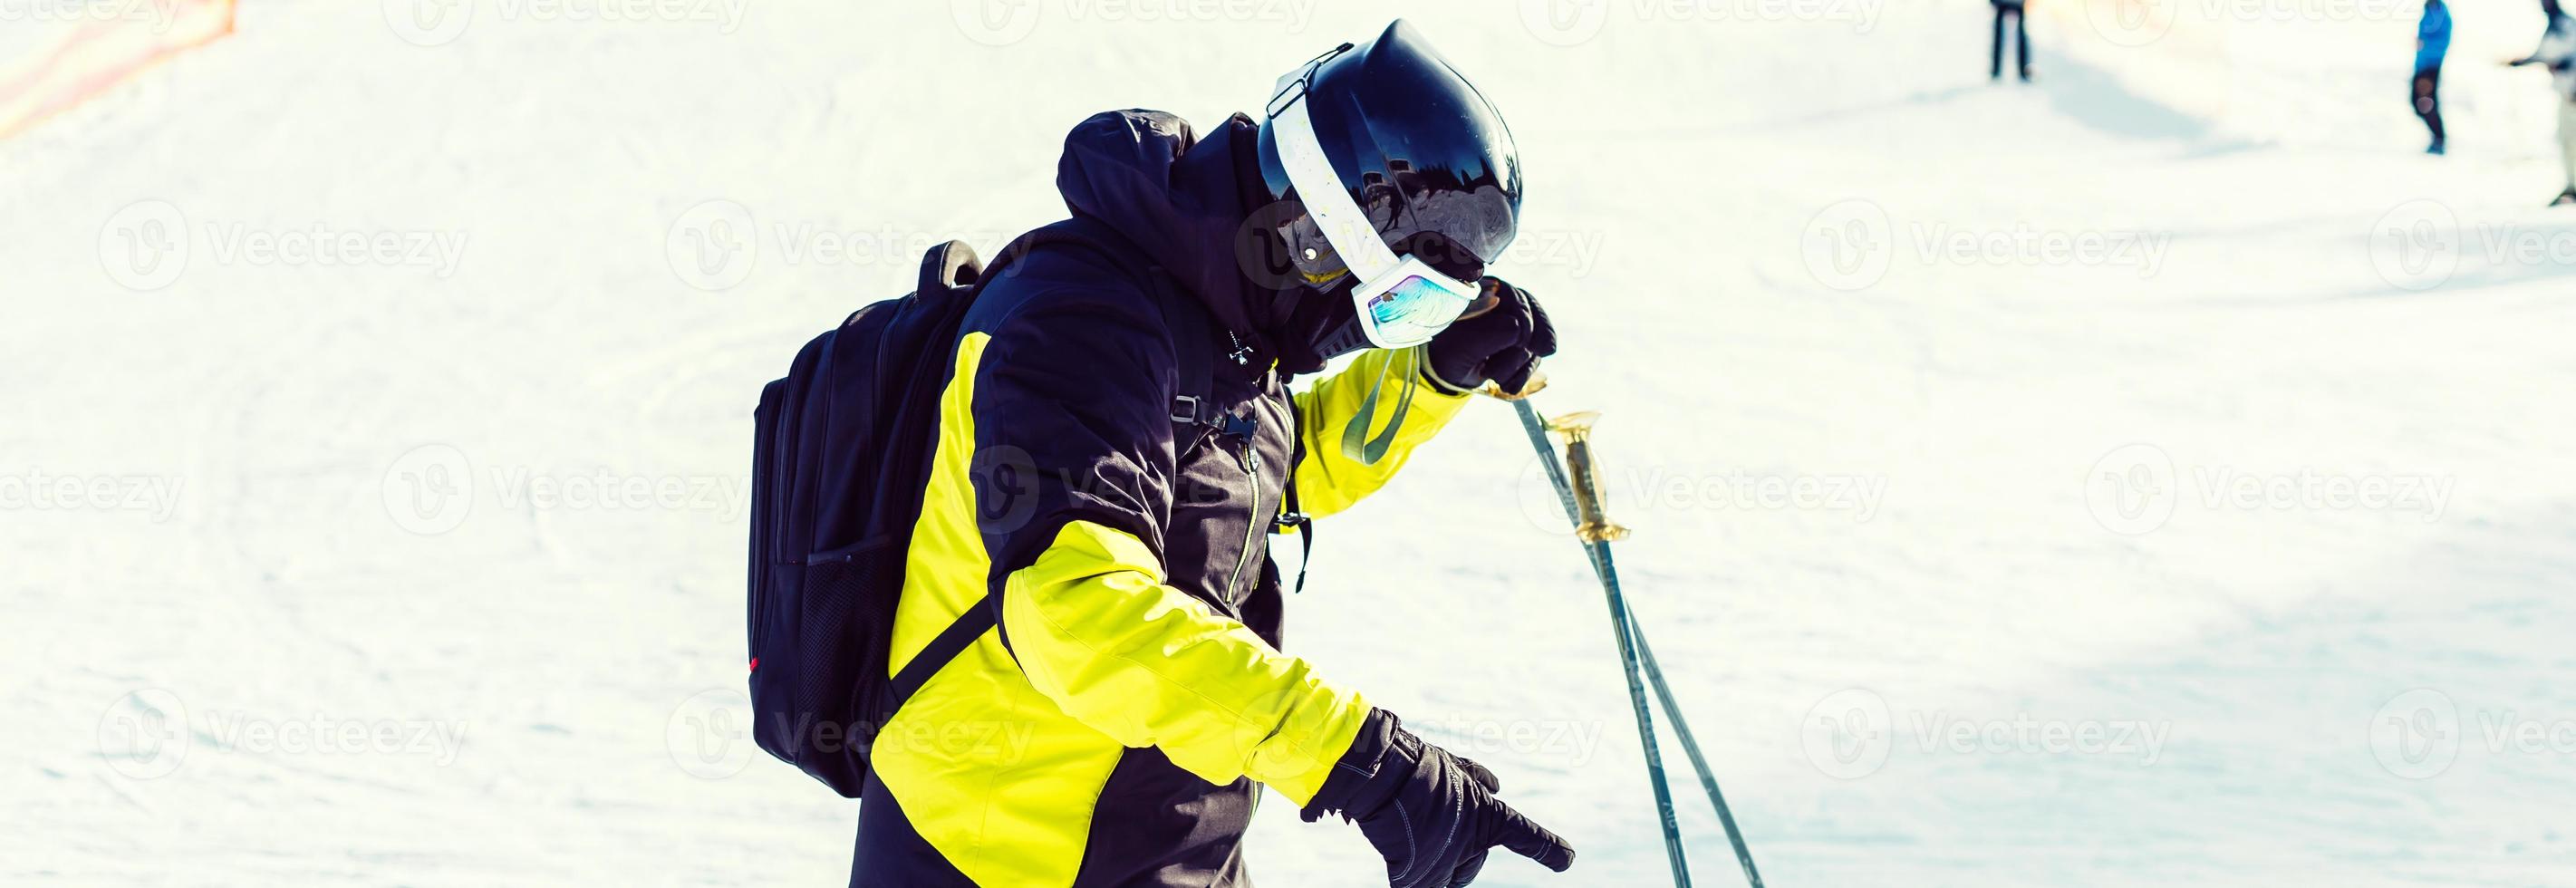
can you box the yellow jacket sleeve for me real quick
[1292,348,1472,520]
[999,520,1371,805]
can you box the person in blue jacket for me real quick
[2416,0,2452,154]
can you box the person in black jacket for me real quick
[848,21,1573,887]
[1992,0,2033,82]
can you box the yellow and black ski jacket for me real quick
[849,110,1469,886]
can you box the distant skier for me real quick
[843,21,1574,888]
[2416,0,2451,154]
[1992,0,2032,82]
[2508,0,2576,203]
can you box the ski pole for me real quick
[1625,604,1766,888]
[1489,383,1762,887]
[1492,390,1692,888]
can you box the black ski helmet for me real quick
[1254,20,1523,291]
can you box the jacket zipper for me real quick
[1219,333,1265,603]
[1223,441,1262,602]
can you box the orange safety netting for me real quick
[0,0,236,140]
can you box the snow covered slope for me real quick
[8,1,2576,884]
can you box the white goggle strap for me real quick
[1269,88,1403,285]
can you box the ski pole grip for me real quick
[1546,410,1630,544]
[1475,369,1548,401]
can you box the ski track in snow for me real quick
[7,1,2575,885]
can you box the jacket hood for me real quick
[1056,109,1352,374]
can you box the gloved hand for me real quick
[1303,709,1577,887]
[1423,276,1556,396]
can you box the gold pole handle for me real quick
[1547,410,1630,544]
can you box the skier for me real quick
[2416,0,2451,155]
[1992,0,2032,82]
[2509,0,2576,203]
[848,21,1574,888]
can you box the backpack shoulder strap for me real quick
[883,218,1232,716]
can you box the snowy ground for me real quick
[9,1,2576,885]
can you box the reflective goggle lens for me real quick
[1359,271,1474,348]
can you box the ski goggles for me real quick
[1267,53,1482,350]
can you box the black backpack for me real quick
[746,217,1223,797]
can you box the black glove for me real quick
[1303,709,1577,887]
[1423,276,1556,396]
